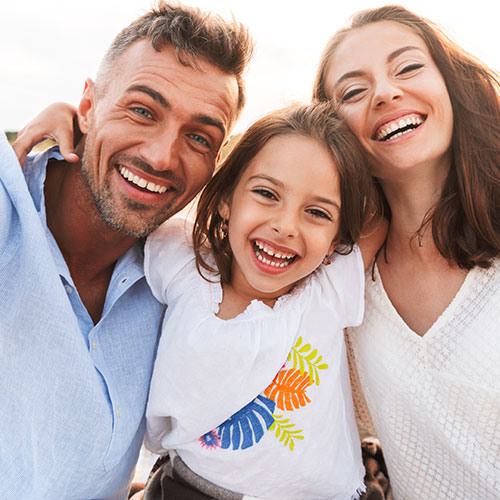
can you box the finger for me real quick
[12,133,34,167]
[57,134,80,163]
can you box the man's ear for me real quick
[218,199,230,220]
[77,78,96,134]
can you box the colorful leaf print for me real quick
[217,395,276,450]
[287,336,329,385]
[199,430,221,449]
[264,368,311,411]
[269,414,304,451]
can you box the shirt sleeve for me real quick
[316,245,365,328]
[0,132,23,262]
[143,217,195,304]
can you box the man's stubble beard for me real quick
[80,134,178,238]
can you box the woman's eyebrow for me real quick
[387,45,421,63]
[333,45,423,91]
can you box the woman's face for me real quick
[324,21,453,181]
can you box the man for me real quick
[0,3,252,499]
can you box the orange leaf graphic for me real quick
[264,368,311,411]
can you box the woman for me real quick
[313,5,500,499]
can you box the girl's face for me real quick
[324,21,453,181]
[220,134,341,302]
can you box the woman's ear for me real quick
[77,78,96,134]
[218,199,231,221]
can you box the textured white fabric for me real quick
[349,261,500,499]
[144,218,366,500]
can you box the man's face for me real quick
[79,40,239,237]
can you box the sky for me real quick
[2,0,499,134]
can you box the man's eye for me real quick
[132,107,153,119]
[398,63,424,75]
[307,208,332,221]
[253,188,277,200]
[188,134,210,148]
[342,87,365,102]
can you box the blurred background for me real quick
[2,0,500,136]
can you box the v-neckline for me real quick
[371,262,474,340]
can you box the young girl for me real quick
[140,102,381,500]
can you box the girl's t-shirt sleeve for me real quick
[144,217,194,304]
[316,245,365,328]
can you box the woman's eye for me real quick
[188,134,210,148]
[341,87,365,102]
[253,188,277,200]
[307,208,332,221]
[132,107,153,119]
[398,63,424,75]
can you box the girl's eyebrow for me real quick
[249,174,340,210]
[332,45,422,92]
[248,174,284,188]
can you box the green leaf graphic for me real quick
[288,337,329,385]
[270,414,304,451]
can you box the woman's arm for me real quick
[12,102,80,166]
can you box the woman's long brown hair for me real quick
[314,5,500,269]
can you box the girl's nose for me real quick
[271,212,299,238]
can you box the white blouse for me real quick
[144,218,366,500]
[349,261,500,500]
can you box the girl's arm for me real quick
[358,216,388,270]
[12,102,80,166]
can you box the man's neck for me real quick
[44,158,138,322]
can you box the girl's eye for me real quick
[397,63,424,75]
[132,107,153,119]
[307,208,332,221]
[341,87,366,102]
[253,188,277,200]
[188,134,210,148]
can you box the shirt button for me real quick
[91,341,97,350]
[64,284,73,294]
[116,407,121,418]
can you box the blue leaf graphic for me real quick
[217,396,276,450]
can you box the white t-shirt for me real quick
[144,218,366,500]
[349,261,500,500]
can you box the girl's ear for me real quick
[77,78,96,134]
[328,238,338,257]
[218,199,231,220]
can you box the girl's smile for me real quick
[219,133,341,305]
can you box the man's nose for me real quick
[139,129,181,173]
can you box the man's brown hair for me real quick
[96,1,253,116]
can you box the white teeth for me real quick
[375,114,424,141]
[118,166,169,194]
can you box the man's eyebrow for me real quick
[194,115,226,138]
[126,85,169,108]
[333,46,422,91]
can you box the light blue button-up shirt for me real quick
[0,132,164,499]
